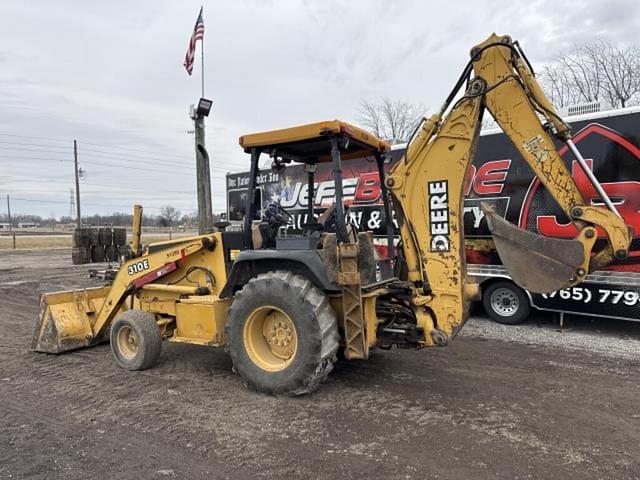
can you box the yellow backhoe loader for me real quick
[33,34,630,395]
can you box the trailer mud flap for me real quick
[32,286,115,353]
[483,204,585,294]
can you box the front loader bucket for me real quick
[32,286,113,353]
[482,204,585,294]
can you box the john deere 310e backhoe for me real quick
[33,34,630,395]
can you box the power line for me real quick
[0,184,227,199]
[0,154,71,163]
[0,132,69,144]
[0,132,193,160]
[78,159,195,177]
[0,145,71,155]
[80,149,244,170]
[0,141,246,170]
[80,140,191,160]
[0,132,233,215]
[0,152,195,177]
[8,196,198,212]
[1,174,225,196]
[0,152,241,173]
[0,132,242,167]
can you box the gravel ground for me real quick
[1,249,640,479]
[463,310,640,361]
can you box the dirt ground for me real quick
[1,249,639,480]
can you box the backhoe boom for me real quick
[386,33,630,347]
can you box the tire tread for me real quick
[227,270,339,396]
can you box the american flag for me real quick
[183,7,204,76]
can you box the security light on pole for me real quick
[196,97,213,117]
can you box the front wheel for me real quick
[227,271,339,396]
[110,310,162,370]
[482,280,531,325]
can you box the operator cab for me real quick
[238,121,394,273]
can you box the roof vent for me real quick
[559,101,609,117]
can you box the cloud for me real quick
[0,0,637,217]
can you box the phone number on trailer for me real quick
[541,287,640,306]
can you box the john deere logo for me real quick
[428,180,450,252]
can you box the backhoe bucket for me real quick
[32,286,113,353]
[482,204,585,294]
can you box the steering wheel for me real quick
[265,203,294,226]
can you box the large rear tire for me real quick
[113,227,127,246]
[110,310,162,371]
[91,244,105,263]
[71,246,89,265]
[88,227,100,246]
[105,244,118,262]
[72,228,90,248]
[99,227,113,246]
[227,271,339,396]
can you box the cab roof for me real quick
[239,120,390,163]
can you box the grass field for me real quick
[0,235,72,250]
[0,233,194,251]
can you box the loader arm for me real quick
[386,34,630,347]
[33,235,217,353]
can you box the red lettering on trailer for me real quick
[537,158,640,238]
[354,172,382,203]
[474,159,511,195]
[463,160,511,196]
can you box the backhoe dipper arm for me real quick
[385,34,630,347]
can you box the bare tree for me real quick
[541,39,640,108]
[539,64,583,108]
[358,98,425,142]
[587,40,640,108]
[159,205,181,228]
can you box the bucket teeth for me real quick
[482,203,585,294]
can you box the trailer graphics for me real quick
[226,107,640,323]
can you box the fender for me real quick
[219,249,339,298]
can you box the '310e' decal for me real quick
[127,259,150,276]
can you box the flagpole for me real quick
[200,6,204,98]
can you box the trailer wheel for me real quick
[482,280,530,325]
[226,271,339,396]
[110,310,162,371]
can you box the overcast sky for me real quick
[0,0,638,218]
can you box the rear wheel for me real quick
[227,271,339,396]
[482,280,530,325]
[110,310,162,370]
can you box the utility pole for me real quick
[7,195,15,249]
[74,140,81,228]
[190,100,213,234]
[69,188,75,218]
